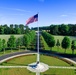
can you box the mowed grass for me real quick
[54,35,76,44]
[0,34,76,56]
[0,35,24,56]
[0,35,23,42]
[0,54,75,75]
[53,35,76,54]
[41,35,76,54]
[0,68,35,75]
[2,54,70,66]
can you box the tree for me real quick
[25,26,30,33]
[71,40,76,54]
[15,28,21,34]
[10,24,15,34]
[0,39,2,51]
[23,31,36,49]
[56,39,60,51]
[61,36,70,53]
[16,38,22,51]
[59,24,69,35]
[14,24,18,29]
[19,24,24,34]
[2,39,6,54]
[42,31,55,50]
[0,26,4,34]
[23,34,29,49]
[7,35,16,52]
[48,34,55,50]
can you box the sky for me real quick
[0,0,76,28]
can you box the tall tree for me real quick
[61,36,70,53]
[14,24,18,29]
[2,39,6,54]
[42,31,55,50]
[19,24,24,34]
[56,39,60,51]
[71,40,76,54]
[51,25,59,35]
[10,24,13,28]
[47,34,55,50]
[0,26,4,34]
[7,35,16,52]
[0,39,2,51]
[25,26,30,33]
[59,24,69,35]
[23,34,29,49]
[15,28,21,34]
[3,25,10,34]
[16,38,22,51]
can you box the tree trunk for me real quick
[72,50,74,54]
[19,46,20,52]
[4,48,5,54]
[64,49,66,53]
[11,48,13,52]
[50,47,52,50]
[25,46,27,50]
[57,46,59,51]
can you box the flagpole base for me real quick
[27,62,49,73]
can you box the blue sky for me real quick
[0,0,76,28]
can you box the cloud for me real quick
[60,15,68,17]
[0,7,31,12]
[5,14,25,16]
[0,16,10,24]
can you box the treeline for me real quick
[50,24,76,36]
[0,31,36,53]
[0,24,30,34]
[32,24,76,36]
[42,31,55,50]
[42,31,76,54]
[23,31,36,48]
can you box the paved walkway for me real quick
[0,50,76,65]
[0,65,76,69]
[0,50,36,63]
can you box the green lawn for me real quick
[0,35,23,42]
[0,34,76,56]
[54,35,76,44]
[53,35,76,54]
[0,54,75,75]
[41,35,76,54]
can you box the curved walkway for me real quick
[0,50,76,65]
[44,53,76,64]
[0,50,36,63]
[0,51,76,64]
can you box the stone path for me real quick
[0,65,76,69]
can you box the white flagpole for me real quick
[37,13,39,63]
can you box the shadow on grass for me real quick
[30,49,76,62]
[3,62,28,66]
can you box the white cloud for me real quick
[5,14,25,16]
[0,7,31,12]
[60,15,68,17]
[0,16,10,24]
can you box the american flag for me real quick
[26,14,38,25]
